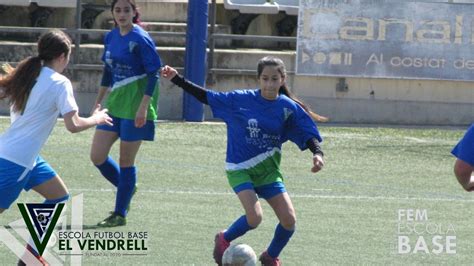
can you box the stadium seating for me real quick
[223,0,279,14]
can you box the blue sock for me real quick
[267,223,295,258]
[43,194,70,204]
[223,215,254,242]
[95,156,120,187]
[114,166,137,217]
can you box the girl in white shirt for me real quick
[0,29,112,214]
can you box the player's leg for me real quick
[454,159,474,191]
[27,157,69,203]
[97,140,141,227]
[31,176,69,202]
[260,190,295,265]
[0,158,30,215]
[19,157,65,266]
[214,187,262,265]
[90,128,120,187]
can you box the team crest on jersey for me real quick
[129,41,138,53]
[283,108,293,121]
[246,119,260,138]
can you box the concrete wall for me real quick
[294,76,474,125]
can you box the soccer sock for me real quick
[267,223,295,258]
[223,215,254,242]
[95,156,120,187]
[114,166,137,217]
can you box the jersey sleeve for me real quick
[101,31,111,64]
[206,90,234,121]
[56,79,79,116]
[137,34,162,74]
[283,104,322,151]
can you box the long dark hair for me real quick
[257,56,328,122]
[111,0,144,28]
[0,29,71,112]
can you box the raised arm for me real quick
[161,65,208,104]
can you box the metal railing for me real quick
[0,0,296,77]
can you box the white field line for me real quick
[68,188,474,203]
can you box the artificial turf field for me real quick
[0,120,473,265]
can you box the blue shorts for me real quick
[0,156,56,209]
[96,115,155,141]
[233,182,287,200]
[452,124,474,166]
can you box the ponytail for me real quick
[0,56,42,112]
[0,29,71,113]
[278,84,328,122]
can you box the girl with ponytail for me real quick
[1,30,112,265]
[161,56,326,266]
[0,29,112,216]
[0,30,112,209]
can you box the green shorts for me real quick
[226,153,283,189]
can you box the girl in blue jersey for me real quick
[0,30,112,265]
[90,0,162,227]
[161,56,326,266]
[452,124,474,191]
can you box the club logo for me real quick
[246,119,260,138]
[17,203,64,256]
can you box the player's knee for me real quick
[246,212,263,228]
[280,214,296,230]
[90,152,105,166]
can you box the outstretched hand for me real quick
[161,65,178,80]
[311,154,324,173]
[91,104,113,126]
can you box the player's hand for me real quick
[135,104,147,128]
[311,154,324,173]
[161,65,177,80]
[92,104,113,126]
[90,102,101,115]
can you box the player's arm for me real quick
[306,138,324,173]
[135,70,159,128]
[63,105,113,133]
[161,65,208,104]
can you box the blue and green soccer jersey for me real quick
[102,24,161,120]
[207,89,322,187]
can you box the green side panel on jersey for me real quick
[106,76,159,121]
[226,152,283,188]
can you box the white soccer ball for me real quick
[222,243,257,266]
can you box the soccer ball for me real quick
[222,243,257,266]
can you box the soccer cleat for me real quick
[213,231,230,265]
[126,185,138,214]
[17,244,49,266]
[97,212,126,227]
[259,251,281,266]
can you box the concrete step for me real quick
[0,22,232,48]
